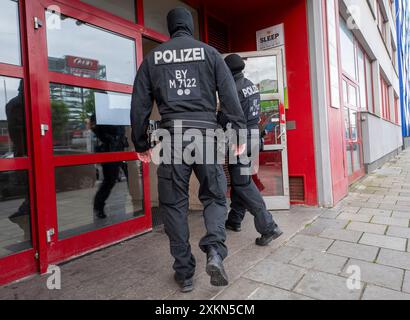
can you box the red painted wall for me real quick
[227,0,318,205]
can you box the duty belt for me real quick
[160,119,219,130]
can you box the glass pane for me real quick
[80,0,136,23]
[348,84,357,107]
[254,151,284,197]
[365,57,373,111]
[46,11,136,85]
[143,0,200,39]
[350,109,358,142]
[357,49,367,110]
[0,0,21,66]
[243,56,278,94]
[344,108,350,140]
[340,18,356,80]
[346,145,353,176]
[55,161,144,239]
[259,100,281,145]
[50,83,133,155]
[0,170,31,257]
[0,76,27,158]
[352,143,362,172]
[343,80,348,105]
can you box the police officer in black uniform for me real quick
[221,54,283,246]
[130,8,246,293]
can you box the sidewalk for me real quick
[1,150,410,300]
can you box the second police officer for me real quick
[221,54,283,246]
[130,8,247,293]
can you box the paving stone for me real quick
[294,271,362,300]
[266,246,303,264]
[386,226,410,239]
[214,278,311,300]
[359,233,407,251]
[371,216,410,227]
[289,249,348,274]
[243,261,306,291]
[347,222,387,235]
[337,212,373,223]
[362,285,410,300]
[327,241,379,262]
[300,218,349,236]
[404,271,410,294]
[319,228,363,243]
[286,234,334,252]
[392,211,410,219]
[342,259,404,291]
[358,208,392,217]
[377,248,410,270]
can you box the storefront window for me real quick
[340,18,357,80]
[0,76,26,158]
[80,0,136,23]
[326,0,340,108]
[55,161,144,240]
[0,170,31,258]
[46,11,136,85]
[0,0,21,66]
[50,84,132,155]
[143,0,200,39]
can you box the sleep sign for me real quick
[166,64,201,101]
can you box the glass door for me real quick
[26,0,152,266]
[0,0,39,285]
[230,49,290,210]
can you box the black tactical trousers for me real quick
[227,162,277,235]
[158,141,228,280]
[94,162,121,211]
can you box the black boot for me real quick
[255,226,283,246]
[206,249,229,287]
[225,220,241,232]
[174,274,194,293]
[94,208,107,219]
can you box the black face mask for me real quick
[167,7,194,37]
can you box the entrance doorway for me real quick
[227,50,290,210]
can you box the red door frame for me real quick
[0,0,39,286]
[0,0,171,285]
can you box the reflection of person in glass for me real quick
[6,80,31,240]
[90,114,129,219]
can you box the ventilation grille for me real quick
[207,16,230,53]
[289,176,305,203]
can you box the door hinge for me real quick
[46,228,55,243]
[34,252,39,260]
[34,17,43,30]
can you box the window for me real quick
[326,0,340,108]
[80,0,136,23]
[340,18,357,81]
[365,56,374,112]
[0,0,21,66]
[46,11,137,85]
[143,0,200,39]
[376,1,387,42]
[357,47,375,112]
[394,95,400,124]
[380,75,391,121]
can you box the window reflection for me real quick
[80,0,136,23]
[55,161,144,239]
[50,84,132,155]
[243,56,278,94]
[0,76,26,158]
[0,0,21,66]
[0,170,31,258]
[46,11,136,84]
[340,18,357,80]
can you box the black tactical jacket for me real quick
[130,30,246,152]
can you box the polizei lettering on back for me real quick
[242,85,259,98]
[154,48,205,65]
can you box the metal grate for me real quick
[207,16,230,53]
[289,176,305,203]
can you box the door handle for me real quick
[41,124,49,136]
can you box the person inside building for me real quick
[90,113,129,219]
[130,7,246,293]
[6,80,31,241]
[220,54,283,246]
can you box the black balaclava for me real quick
[167,7,194,37]
[224,54,245,75]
